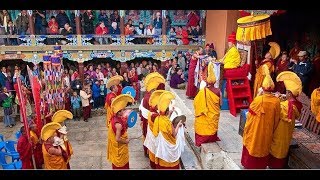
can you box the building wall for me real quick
[205,10,239,59]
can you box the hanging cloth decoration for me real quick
[236,14,272,42]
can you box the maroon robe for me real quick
[186,56,198,98]
[17,135,33,169]
[139,91,151,156]
[129,73,140,101]
[275,60,289,94]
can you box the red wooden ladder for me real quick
[226,77,252,117]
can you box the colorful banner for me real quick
[27,65,42,134]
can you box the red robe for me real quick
[129,73,140,101]
[116,85,122,96]
[186,56,198,98]
[139,91,151,156]
[275,60,289,94]
[106,92,117,106]
[17,135,33,169]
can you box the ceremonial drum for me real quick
[122,86,136,99]
[122,109,138,128]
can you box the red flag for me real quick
[15,78,30,140]
[27,66,42,135]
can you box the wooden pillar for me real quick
[75,10,82,35]
[120,10,125,35]
[27,10,35,35]
[78,62,84,82]
[162,11,166,35]
[205,10,239,59]
[202,11,206,35]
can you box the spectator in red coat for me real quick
[177,26,189,45]
[187,10,200,28]
[48,16,59,45]
[95,21,109,44]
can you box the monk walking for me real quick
[139,72,165,157]
[107,94,134,169]
[144,90,165,169]
[241,65,280,169]
[194,62,222,146]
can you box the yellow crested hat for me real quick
[144,72,165,86]
[157,91,175,113]
[149,90,165,108]
[276,71,302,96]
[207,62,216,84]
[268,42,280,59]
[261,64,274,91]
[146,76,165,92]
[52,110,73,123]
[107,75,123,89]
[111,94,135,114]
[41,122,62,141]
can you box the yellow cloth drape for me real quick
[311,88,320,122]
[153,115,179,167]
[42,144,68,170]
[270,100,300,159]
[107,123,129,167]
[194,88,220,136]
[65,141,73,164]
[243,94,280,157]
[223,46,241,69]
[253,62,274,97]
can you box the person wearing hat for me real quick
[41,122,68,169]
[139,72,165,157]
[218,32,241,69]
[107,94,134,169]
[144,90,165,169]
[311,87,320,123]
[193,62,222,146]
[268,71,303,169]
[241,65,281,169]
[253,42,279,98]
[29,123,44,169]
[105,75,123,128]
[152,91,184,169]
[205,43,217,59]
[292,50,313,96]
[17,126,33,169]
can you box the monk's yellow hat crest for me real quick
[41,122,62,141]
[111,94,135,114]
[157,91,175,113]
[149,90,165,108]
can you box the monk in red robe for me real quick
[17,126,33,169]
[275,53,289,94]
[128,68,140,101]
[186,46,203,98]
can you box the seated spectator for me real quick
[124,23,134,36]
[187,26,193,35]
[122,72,131,87]
[95,68,104,81]
[146,24,155,44]
[135,22,147,44]
[168,27,176,36]
[166,59,178,81]
[56,10,70,31]
[48,16,59,45]
[60,23,73,45]
[110,22,120,35]
[5,20,17,45]
[95,21,109,44]
[176,26,189,45]
[69,11,82,34]
[170,68,186,89]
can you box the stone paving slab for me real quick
[168,85,244,169]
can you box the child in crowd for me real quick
[99,80,107,108]
[71,91,81,121]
